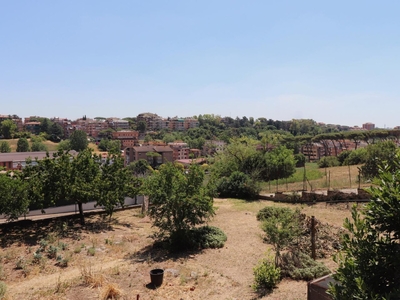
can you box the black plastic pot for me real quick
[150,269,164,287]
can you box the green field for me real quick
[261,163,365,192]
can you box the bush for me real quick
[165,226,227,252]
[189,226,227,249]
[337,150,351,165]
[280,251,330,281]
[256,206,295,221]
[344,148,367,166]
[253,258,281,294]
[318,156,340,168]
[47,245,58,259]
[216,171,260,199]
[294,153,306,167]
[0,281,6,299]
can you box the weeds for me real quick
[0,281,7,299]
[87,247,96,256]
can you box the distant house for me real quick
[124,146,173,167]
[24,122,41,135]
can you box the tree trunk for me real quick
[78,202,85,225]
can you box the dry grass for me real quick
[2,138,59,152]
[99,282,123,300]
[81,265,106,288]
[1,199,354,300]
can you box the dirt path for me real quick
[8,258,127,299]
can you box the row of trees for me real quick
[0,149,140,225]
[0,118,64,141]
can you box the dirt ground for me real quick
[0,199,351,300]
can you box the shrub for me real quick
[216,171,260,199]
[15,257,27,270]
[58,242,68,251]
[189,226,227,249]
[280,251,330,281]
[253,258,281,294]
[256,206,294,221]
[318,156,340,168]
[87,247,96,256]
[294,153,306,167]
[33,251,43,264]
[47,245,58,259]
[0,281,6,299]
[39,239,48,249]
[344,148,367,166]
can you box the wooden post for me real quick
[311,216,316,260]
[142,196,149,215]
[348,164,352,188]
[328,171,331,190]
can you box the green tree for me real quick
[40,118,52,134]
[0,141,11,153]
[0,172,29,221]
[31,141,47,152]
[1,119,17,139]
[49,122,64,142]
[361,141,397,179]
[96,154,133,218]
[137,120,147,133]
[145,163,215,249]
[330,158,400,298]
[57,140,71,151]
[16,137,30,152]
[128,159,152,177]
[69,130,88,151]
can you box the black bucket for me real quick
[150,269,164,287]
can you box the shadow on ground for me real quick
[0,212,118,248]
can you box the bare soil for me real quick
[0,199,351,300]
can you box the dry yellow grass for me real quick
[80,265,107,288]
[2,138,59,152]
[99,282,123,300]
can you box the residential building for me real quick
[137,113,160,130]
[0,151,77,170]
[112,130,139,149]
[124,145,173,167]
[24,122,41,135]
[184,118,199,130]
[202,140,226,156]
[168,142,190,160]
[362,122,375,130]
[107,118,130,130]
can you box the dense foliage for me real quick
[212,138,296,199]
[18,149,137,225]
[253,257,281,294]
[330,157,400,299]
[145,162,218,251]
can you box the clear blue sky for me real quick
[1,1,400,127]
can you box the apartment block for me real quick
[112,130,139,149]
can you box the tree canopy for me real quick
[1,119,17,139]
[145,162,215,249]
[69,130,88,151]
